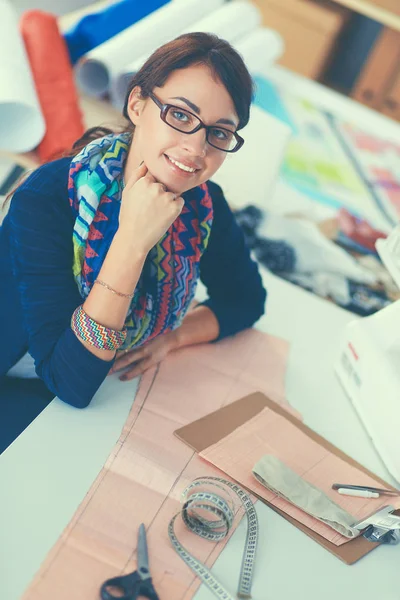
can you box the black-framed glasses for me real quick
[149,93,244,153]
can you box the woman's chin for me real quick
[159,175,193,196]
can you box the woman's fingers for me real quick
[109,358,139,375]
[173,196,185,213]
[109,347,146,374]
[120,357,153,381]
[124,161,148,189]
[119,160,184,257]
[154,182,167,194]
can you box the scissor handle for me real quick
[100,571,159,600]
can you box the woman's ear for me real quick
[126,86,146,125]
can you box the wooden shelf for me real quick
[332,0,400,31]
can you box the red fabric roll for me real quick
[20,11,85,163]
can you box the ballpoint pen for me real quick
[332,483,400,498]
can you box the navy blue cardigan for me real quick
[0,157,266,408]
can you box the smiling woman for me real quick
[0,32,266,451]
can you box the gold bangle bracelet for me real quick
[94,278,134,299]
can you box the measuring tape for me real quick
[168,476,258,599]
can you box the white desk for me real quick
[0,268,399,600]
[2,67,400,599]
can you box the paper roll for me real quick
[211,105,291,211]
[111,0,262,109]
[179,0,261,38]
[75,0,225,98]
[235,27,285,75]
[64,0,169,64]
[0,0,45,152]
[20,10,85,163]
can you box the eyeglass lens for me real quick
[165,106,237,151]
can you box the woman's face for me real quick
[126,64,239,194]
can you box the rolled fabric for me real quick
[20,10,85,163]
[0,0,45,153]
[252,455,360,538]
[75,0,225,98]
[111,0,262,109]
[64,0,170,65]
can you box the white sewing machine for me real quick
[335,226,400,485]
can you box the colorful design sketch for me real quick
[280,99,371,215]
[335,120,400,226]
[255,76,400,232]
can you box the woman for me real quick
[0,33,266,448]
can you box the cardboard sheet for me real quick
[22,329,289,600]
[199,407,400,545]
[175,392,400,564]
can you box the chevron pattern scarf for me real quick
[68,132,213,350]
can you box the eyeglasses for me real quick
[149,93,244,153]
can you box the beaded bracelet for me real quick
[71,305,127,351]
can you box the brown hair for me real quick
[4,32,253,207]
[123,32,254,129]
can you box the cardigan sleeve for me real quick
[8,158,113,408]
[198,180,267,341]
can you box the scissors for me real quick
[100,523,160,600]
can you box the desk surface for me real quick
[1,68,400,600]
[1,268,399,600]
[332,0,400,31]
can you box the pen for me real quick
[332,483,400,497]
[337,488,379,499]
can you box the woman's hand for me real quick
[118,162,184,254]
[108,330,179,381]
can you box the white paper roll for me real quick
[179,0,261,41]
[0,0,45,152]
[75,0,225,98]
[235,27,285,75]
[211,105,292,211]
[111,0,262,109]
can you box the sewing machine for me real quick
[335,226,400,488]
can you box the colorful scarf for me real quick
[68,133,213,350]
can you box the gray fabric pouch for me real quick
[252,455,360,538]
